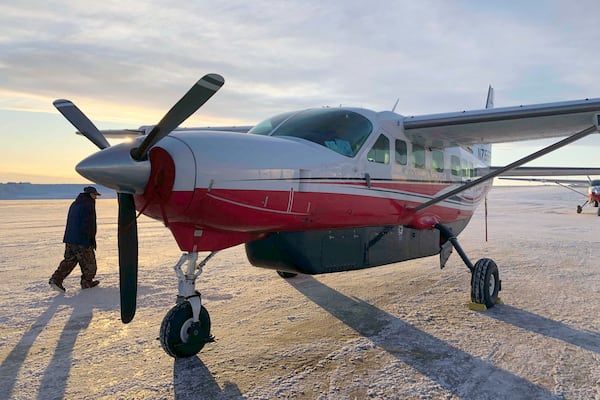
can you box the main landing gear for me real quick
[435,224,501,309]
[159,252,217,358]
[576,200,600,215]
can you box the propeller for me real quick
[130,73,224,161]
[53,99,111,150]
[118,192,138,322]
[54,73,225,323]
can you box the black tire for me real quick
[471,258,500,308]
[160,301,211,358]
[277,271,298,279]
[577,205,582,214]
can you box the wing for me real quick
[403,98,600,146]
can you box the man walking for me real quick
[49,186,101,292]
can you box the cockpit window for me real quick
[250,108,373,157]
[248,111,298,135]
[591,180,600,186]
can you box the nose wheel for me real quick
[160,300,213,358]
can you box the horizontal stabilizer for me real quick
[492,166,600,176]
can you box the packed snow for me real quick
[1,185,599,399]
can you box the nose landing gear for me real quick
[159,252,217,358]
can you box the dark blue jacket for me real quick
[63,193,97,247]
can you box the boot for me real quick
[49,278,66,293]
[81,280,100,289]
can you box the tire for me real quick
[160,301,211,358]
[471,258,500,308]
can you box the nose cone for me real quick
[76,142,151,194]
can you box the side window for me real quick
[395,139,407,165]
[412,143,425,169]
[451,155,461,176]
[461,159,468,177]
[432,149,444,173]
[367,134,390,164]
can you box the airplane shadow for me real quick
[486,304,600,354]
[173,357,244,399]
[288,276,560,399]
[0,287,119,400]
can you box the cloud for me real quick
[4,0,600,124]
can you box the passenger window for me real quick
[432,149,444,173]
[395,140,407,165]
[367,134,390,164]
[461,159,468,177]
[412,143,425,169]
[451,155,461,176]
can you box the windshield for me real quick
[248,111,298,136]
[590,180,600,186]
[252,108,372,157]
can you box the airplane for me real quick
[53,74,600,358]
[497,174,600,215]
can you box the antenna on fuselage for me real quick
[486,85,494,109]
[391,98,399,112]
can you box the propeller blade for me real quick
[118,193,138,323]
[131,73,225,160]
[53,99,111,150]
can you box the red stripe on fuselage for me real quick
[137,182,483,252]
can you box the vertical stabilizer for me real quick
[475,86,494,166]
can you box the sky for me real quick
[2,0,600,183]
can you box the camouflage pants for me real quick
[51,243,97,284]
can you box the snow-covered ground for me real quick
[1,185,599,399]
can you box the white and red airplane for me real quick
[54,74,600,358]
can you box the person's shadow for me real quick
[0,286,119,400]
[173,356,243,399]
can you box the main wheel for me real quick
[471,258,500,308]
[160,301,211,358]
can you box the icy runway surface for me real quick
[1,185,600,399]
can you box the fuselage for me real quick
[141,108,493,251]
[589,180,600,204]
[78,107,493,252]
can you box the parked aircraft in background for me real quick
[53,74,600,357]
[499,175,600,214]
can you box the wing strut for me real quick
[412,124,599,212]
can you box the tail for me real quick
[475,86,494,165]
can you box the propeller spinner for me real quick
[54,74,225,323]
